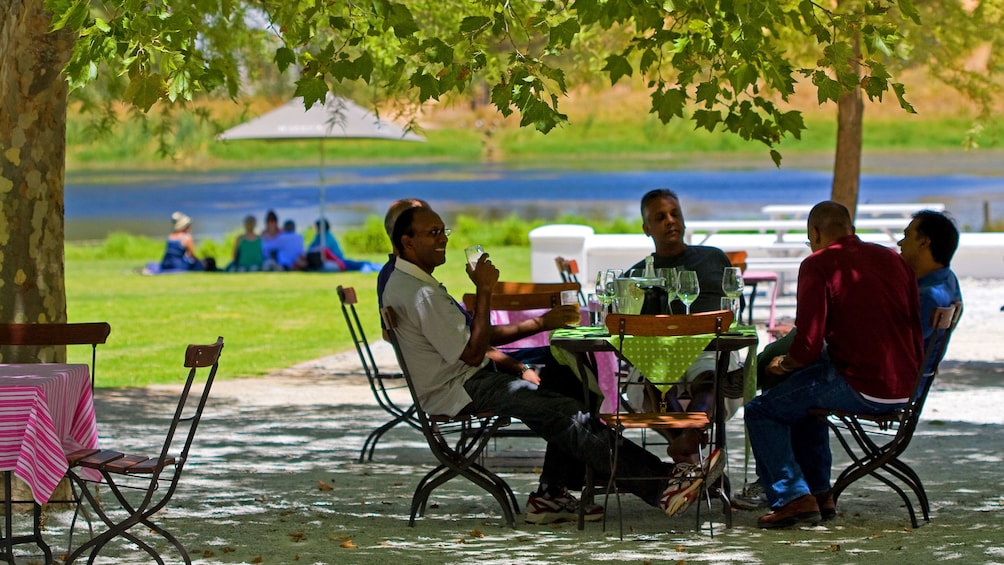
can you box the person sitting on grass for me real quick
[160,212,210,271]
[304,218,381,272]
[228,214,264,272]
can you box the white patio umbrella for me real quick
[217,94,424,259]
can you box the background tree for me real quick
[3,0,919,332]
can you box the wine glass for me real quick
[658,267,680,314]
[600,269,621,316]
[678,270,700,315]
[722,266,744,322]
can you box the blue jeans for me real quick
[463,368,670,506]
[744,355,902,508]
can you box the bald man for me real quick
[745,201,923,529]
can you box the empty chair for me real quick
[336,285,419,462]
[809,302,962,528]
[381,307,519,528]
[64,337,224,564]
[0,322,111,388]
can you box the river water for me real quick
[64,163,1004,241]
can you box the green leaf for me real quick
[491,81,514,117]
[409,70,441,102]
[650,88,685,123]
[124,74,165,112]
[812,71,842,104]
[898,0,921,24]
[602,54,633,85]
[770,149,782,167]
[387,3,419,38]
[549,19,579,49]
[692,109,722,132]
[694,80,719,108]
[460,16,491,34]
[893,83,916,113]
[293,77,329,109]
[274,47,296,73]
[51,0,90,31]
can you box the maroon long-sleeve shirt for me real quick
[788,235,924,400]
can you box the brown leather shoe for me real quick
[757,494,820,529]
[815,490,836,521]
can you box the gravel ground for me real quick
[16,278,1004,564]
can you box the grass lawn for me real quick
[65,246,532,388]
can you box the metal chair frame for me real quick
[336,286,420,463]
[810,302,962,528]
[64,337,224,564]
[381,307,519,528]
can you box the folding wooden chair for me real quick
[63,337,224,564]
[0,322,111,388]
[380,307,519,528]
[336,286,419,463]
[810,302,962,528]
[600,310,734,537]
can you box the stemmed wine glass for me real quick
[722,267,744,322]
[597,269,621,320]
[658,267,679,314]
[678,270,700,315]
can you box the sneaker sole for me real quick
[703,449,725,487]
[525,512,577,525]
[663,478,704,518]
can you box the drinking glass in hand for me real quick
[678,270,700,315]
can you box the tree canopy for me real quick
[48,0,922,166]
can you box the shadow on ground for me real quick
[14,361,1004,564]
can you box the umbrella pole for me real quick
[318,139,327,263]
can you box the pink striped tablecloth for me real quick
[0,364,99,504]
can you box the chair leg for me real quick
[358,407,414,463]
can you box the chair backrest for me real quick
[380,307,434,423]
[494,281,580,294]
[725,251,748,272]
[337,285,382,380]
[158,337,223,479]
[554,256,570,282]
[605,310,733,338]
[0,322,111,388]
[902,301,963,425]
[462,281,581,312]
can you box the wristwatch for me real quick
[518,364,533,375]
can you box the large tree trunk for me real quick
[831,32,863,221]
[0,1,73,362]
[832,89,863,220]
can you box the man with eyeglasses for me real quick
[382,205,713,525]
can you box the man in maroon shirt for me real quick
[745,201,924,528]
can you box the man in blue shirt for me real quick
[897,210,964,369]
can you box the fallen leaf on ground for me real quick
[340,540,358,548]
[202,550,215,557]
[251,557,263,564]
[468,529,485,538]
[318,480,333,491]
[289,531,306,542]
[828,544,841,552]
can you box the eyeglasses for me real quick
[424,227,452,238]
